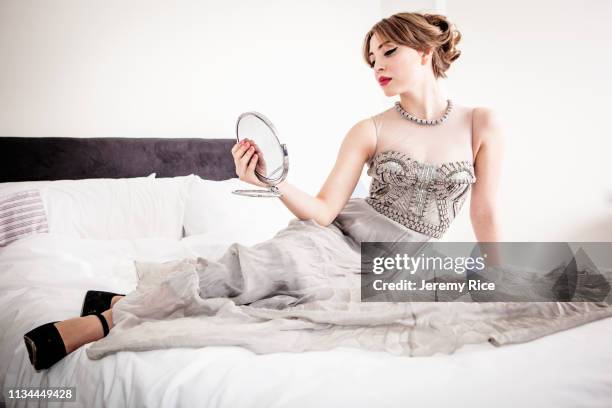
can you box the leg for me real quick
[110,295,124,309]
[55,295,125,354]
[197,220,359,305]
[54,308,114,353]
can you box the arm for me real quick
[276,119,376,227]
[470,107,505,243]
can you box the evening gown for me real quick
[118,104,476,305]
[86,105,612,359]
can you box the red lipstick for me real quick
[378,76,392,86]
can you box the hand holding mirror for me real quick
[232,111,289,198]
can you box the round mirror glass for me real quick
[236,112,285,182]
[233,111,289,198]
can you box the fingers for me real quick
[238,146,255,176]
[241,145,255,161]
[232,142,248,158]
[248,152,258,171]
[233,139,263,182]
[232,141,251,162]
[232,139,256,155]
[233,139,261,149]
[250,140,262,154]
[245,140,264,165]
[241,139,261,153]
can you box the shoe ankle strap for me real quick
[94,313,109,337]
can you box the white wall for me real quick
[380,0,612,242]
[0,0,384,194]
[445,0,612,241]
[2,0,611,241]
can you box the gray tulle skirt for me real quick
[86,198,612,359]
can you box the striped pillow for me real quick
[0,189,49,247]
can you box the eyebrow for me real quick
[368,41,392,57]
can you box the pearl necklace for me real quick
[394,99,453,126]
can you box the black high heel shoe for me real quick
[80,290,125,317]
[23,313,110,371]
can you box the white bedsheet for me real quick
[1,233,611,408]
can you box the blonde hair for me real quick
[363,12,462,79]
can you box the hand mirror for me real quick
[232,111,289,197]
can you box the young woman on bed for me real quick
[24,11,504,370]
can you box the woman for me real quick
[23,12,503,370]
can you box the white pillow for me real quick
[0,173,155,195]
[0,180,64,196]
[183,177,296,246]
[42,174,192,240]
[0,189,49,247]
[0,174,157,243]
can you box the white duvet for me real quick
[1,233,611,408]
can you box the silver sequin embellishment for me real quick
[365,151,476,239]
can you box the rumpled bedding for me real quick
[86,198,612,359]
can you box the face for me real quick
[368,33,431,96]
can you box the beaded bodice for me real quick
[365,150,477,239]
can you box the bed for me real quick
[1,137,611,408]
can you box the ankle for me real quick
[110,295,124,308]
[101,309,113,329]
[52,322,72,354]
[86,312,112,341]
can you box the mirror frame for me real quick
[235,111,288,187]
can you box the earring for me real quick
[420,52,427,65]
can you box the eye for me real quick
[384,47,397,56]
[369,47,398,68]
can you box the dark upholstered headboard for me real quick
[0,137,237,182]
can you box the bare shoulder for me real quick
[349,116,377,139]
[343,116,378,160]
[472,107,505,150]
[472,107,505,166]
[472,107,504,137]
